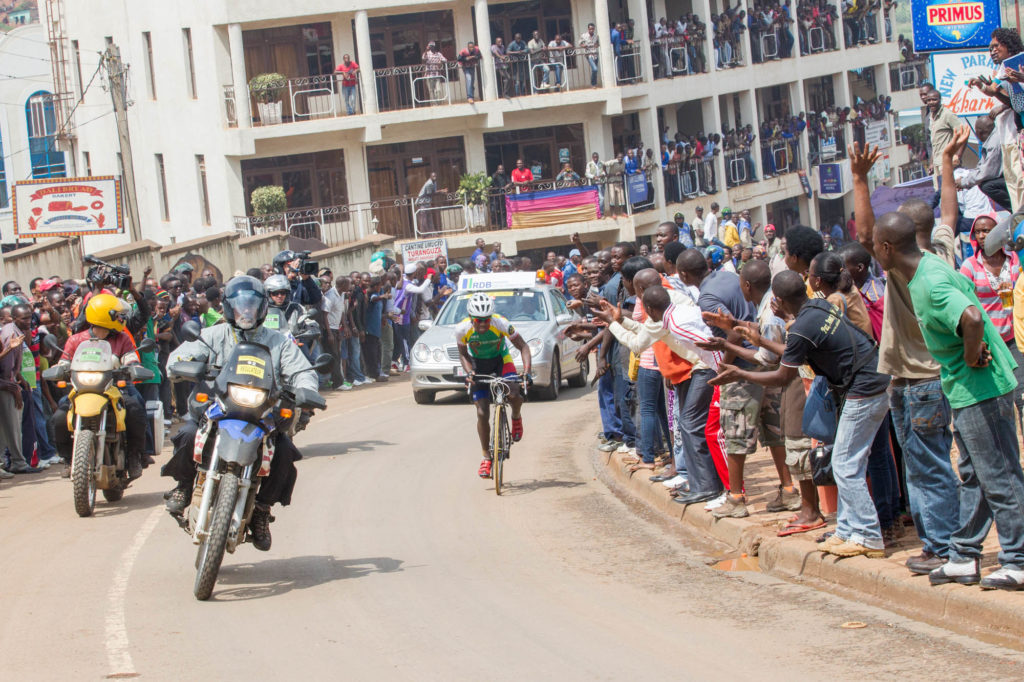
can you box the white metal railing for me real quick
[809,26,825,53]
[615,41,644,84]
[760,30,779,60]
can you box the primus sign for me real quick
[931,51,998,117]
[912,0,999,52]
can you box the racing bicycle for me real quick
[468,374,528,495]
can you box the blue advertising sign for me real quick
[819,164,843,195]
[911,0,1000,52]
[626,172,648,204]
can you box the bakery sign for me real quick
[12,176,123,239]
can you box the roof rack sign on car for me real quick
[457,272,538,291]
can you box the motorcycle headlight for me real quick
[75,371,106,387]
[228,384,268,408]
[413,343,430,363]
[431,348,446,363]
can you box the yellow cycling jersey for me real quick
[454,314,518,360]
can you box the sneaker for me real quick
[661,474,688,490]
[377,375,389,382]
[41,454,62,466]
[906,551,946,575]
[8,464,42,474]
[597,441,621,452]
[163,419,172,427]
[980,565,1024,591]
[511,417,523,442]
[339,383,353,391]
[616,442,637,455]
[165,484,192,515]
[817,533,844,552]
[703,491,728,511]
[0,468,14,479]
[478,458,492,478]
[929,558,980,585]
[765,485,801,513]
[711,494,749,519]
[35,459,50,470]
[826,539,885,558]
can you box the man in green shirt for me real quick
[873,207,1024,591]
[201,286,224,328]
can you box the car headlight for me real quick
[431,348,446,363]
[509,345,520,358]
[74,371,106,387]
[228,384,268,408]
[413,343,430,363]
[528,338,544,354]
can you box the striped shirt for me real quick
[662,303,721,371]
[959,253,1019,342]
[632,300,658,369]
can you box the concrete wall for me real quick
[0,238,84,286]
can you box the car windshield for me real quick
[436,290,549,325]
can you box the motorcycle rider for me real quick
[50,293,148,480]
[162,275,320,551]
[263,274,305,333]
[272,250,323,308]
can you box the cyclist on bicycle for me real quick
[456,292,532,478]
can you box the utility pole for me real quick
[103,43,142,243]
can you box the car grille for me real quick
[446,345,460,361]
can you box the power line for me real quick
[53,55,103,139]
[0,72,52,80]
[1,108,115,168]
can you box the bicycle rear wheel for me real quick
[492,405,508,495]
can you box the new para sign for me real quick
[931,50,998,117]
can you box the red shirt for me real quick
[546,269,564,287]
[62,329,139,366]
[511,167,534,184]
[335,61,359,86]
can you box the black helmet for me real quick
[221,275,268,331]
[272,250,297,274]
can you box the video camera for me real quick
[293,250,319,276]
[83,254,133,292]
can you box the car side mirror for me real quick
[181,320,202,342]
[555,313,573,325]
[418,319,433,331]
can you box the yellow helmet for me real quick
[85,293,128,332]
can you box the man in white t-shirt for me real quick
[704,202,720,246]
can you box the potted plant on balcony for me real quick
[249,72,287,125]
[250,185,288,232]
[456,171,492,227]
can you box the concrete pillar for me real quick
[743,89,763,180]
[739,0,753,66]
[474,0,497,101]
[707,96,727,195]
[651,0,667,24]
[639,105,665,210]
[792,80,810,171]
[594,0,616,88]
[227,23,251,129]
[454,1,475,47]
[342,141,371,205]
[626,0,650,81]
[354,10,378,115]
[332,15,355,63]
[723,93,736,130]
[465,130,488,175]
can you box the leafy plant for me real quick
[248,73,288,103]
[456,171,492,205]
[250,185,287,216]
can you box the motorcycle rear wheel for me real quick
[194,471,238,601]
[71,429,97,517]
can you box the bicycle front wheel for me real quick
[492,405,508,495]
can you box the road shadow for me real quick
[91,489,170,517]
[212,555,405,601]
[494,478,586,497]
[299,440,394,458]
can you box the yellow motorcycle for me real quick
[43,337,154,516]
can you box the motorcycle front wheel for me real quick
[194,471,238,601]
[71,429,97,517]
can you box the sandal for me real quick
[620,455,642,465]
[777,519,827,537]
[628,462,655,472]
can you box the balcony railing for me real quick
[616,41,645,84]
[664,158,717,203]
[226,74,364,127]
[800,24,838,55]
[899,160,927,184]
[761,137,802,177]
[496,47,603,96]
[374,62,476,112]
[888,59,927,92]
[809,125,847,165]
[651,36,708,78]
[725,149,757,187]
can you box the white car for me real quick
[410,279,588,404]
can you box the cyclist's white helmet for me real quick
[467,292,495,318]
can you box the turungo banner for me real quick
[401,238,448,265]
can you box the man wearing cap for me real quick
[563,248,581,283]
[673,212,694,248]
[719,208,740,248]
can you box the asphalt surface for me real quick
[2,378,1023,680]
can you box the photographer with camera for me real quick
[271,250,323,309]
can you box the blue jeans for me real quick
[675,370,720,494]
[598,365,621,440]
[611,345,636,447]
[866,413,900,529]
[587,56,599,86]
[31,386,56,459]
[636,367,668,463]
[832,391,889,549]
[344,335,366,383]
[342,84,357,114]
[950,392,1024,568]
[550,63,564,86]
[890,380,959,557]
[463,67,476,100]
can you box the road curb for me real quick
[598,446,1024,647]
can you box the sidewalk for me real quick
[596,432,1024,648]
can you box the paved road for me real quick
[2,379,1022,680]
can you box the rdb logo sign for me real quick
[912,0,998,52]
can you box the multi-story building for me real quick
[39,0,916,261]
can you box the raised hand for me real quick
[701,309,736,331]
[849,142,880,177]
[944,124,971,159]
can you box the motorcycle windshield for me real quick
[214,342,276,395]
[70,339,113,371]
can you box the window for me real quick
[155,153,169,220]
[25,91,67,178]
[182,28,197,99]
[0,128,8,209]
[143,31,157,99]
[196,154,210,225]
[71,40,84,98]
[82,151,92,176]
